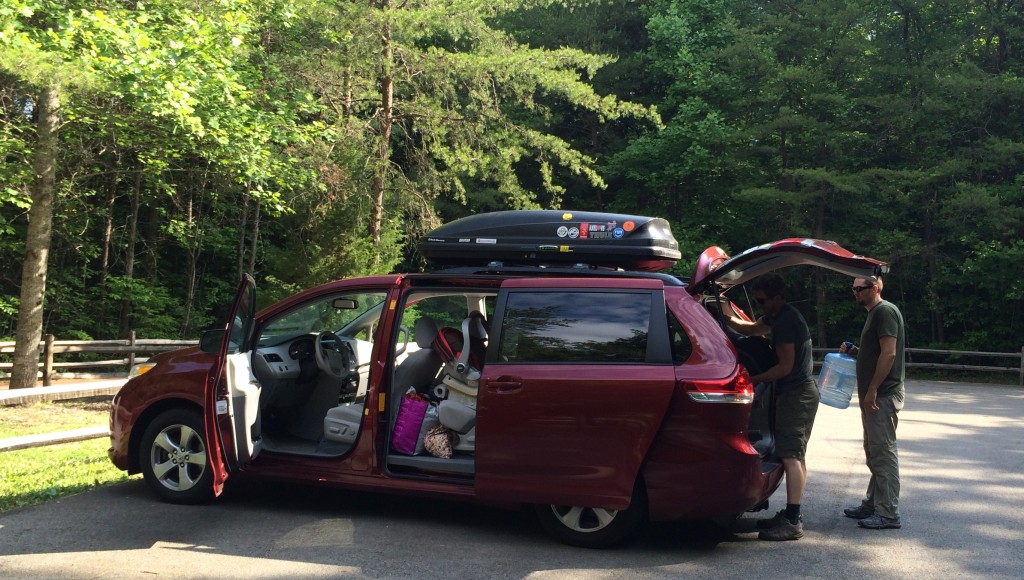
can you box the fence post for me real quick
[43,334,54,386]
[128,331,137,371]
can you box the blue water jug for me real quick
[817,353,857,409]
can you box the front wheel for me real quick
[139,408,215,504]
[533,483,647,548]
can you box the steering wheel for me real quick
[315,331,351,380]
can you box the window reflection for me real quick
[499,292,651,363]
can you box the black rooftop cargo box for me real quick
[420,210,681,272]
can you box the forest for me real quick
[2,0,1022,387]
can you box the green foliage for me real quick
[0,0,1022,356]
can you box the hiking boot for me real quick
[755,510,789,530]
[758,518,803,541]
[858,514,901,529]
[843,504,874,519]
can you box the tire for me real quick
[533,482,648,549]
[139,408,215,504]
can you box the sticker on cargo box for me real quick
[476,238,497,244]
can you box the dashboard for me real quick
[254,333,359,382]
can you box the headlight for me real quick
[128,362,157,378]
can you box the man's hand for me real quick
[862,389,880,413]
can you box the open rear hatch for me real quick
[689,238,889,294]
[689,238,890,461]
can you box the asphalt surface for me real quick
[0,379,1022,579]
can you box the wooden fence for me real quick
[813,346,1024,386]
[2,336,1022,386]
[0,332,197,386]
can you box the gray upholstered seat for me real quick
[391,316,442,412]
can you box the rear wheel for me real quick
[139,408,215,504]
[533,482,647,548]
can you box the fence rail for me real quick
[813,346,1024,386]
[0,333,198,386]
[2,336,1022,386]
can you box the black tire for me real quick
[139,408,216,504]
[533,482,648,549]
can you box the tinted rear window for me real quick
[497,291,651,363]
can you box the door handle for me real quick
[487,376,523,394]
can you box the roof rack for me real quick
[420,210,681,273]
[433,263,686,286]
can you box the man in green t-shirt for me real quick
[840,275,905,530]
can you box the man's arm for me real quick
[750,342,795,384]
[862,335,897,412]
[727,316,769,337]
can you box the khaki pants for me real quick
[860,392,904,518]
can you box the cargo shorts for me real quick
[774,378,820,459]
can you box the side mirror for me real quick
[199,329,225,353]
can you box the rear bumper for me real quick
[643,431,783,521]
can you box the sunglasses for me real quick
[754,295,775,305]
[851,284,875,294]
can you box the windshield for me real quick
[258,292,388,347]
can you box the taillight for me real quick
[681,368,754,404]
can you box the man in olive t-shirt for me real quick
[840,275,905,530]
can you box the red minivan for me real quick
[108,210,887,547]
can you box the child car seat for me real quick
[432,311,488,452]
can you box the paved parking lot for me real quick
[1,379,1022,579]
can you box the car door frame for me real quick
[204,273,260,496]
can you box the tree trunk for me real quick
[9,86,60,389]
[370,1,394,250]
[812,194,828,347]
[100,164,119,284]
[182,189,198,337]
[118,165,142,339]
[236,189,249,281]
[248,199,261,274]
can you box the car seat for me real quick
[433,311,488,452]
[391,317,442,421]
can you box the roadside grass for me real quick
[0,396,112,439]
[0,397,133,512]
[0,439,133,512]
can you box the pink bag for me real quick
[391,390,429,455]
